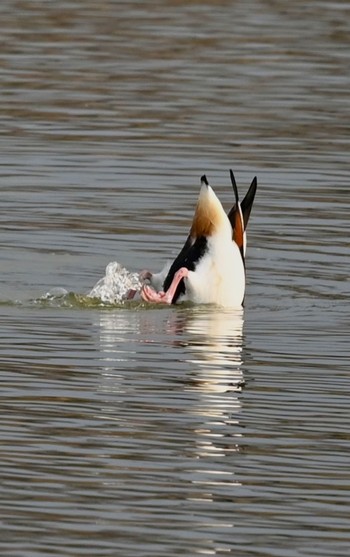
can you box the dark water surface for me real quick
[1,1,349,556]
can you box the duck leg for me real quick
[141,267,189,304]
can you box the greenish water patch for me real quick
[32,289,143,310]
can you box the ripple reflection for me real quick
[94,307,245,554]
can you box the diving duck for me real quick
[141,171,257,307]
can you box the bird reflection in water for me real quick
[96,306,244,464]
[170,307,244,457]
[95,307,245,554]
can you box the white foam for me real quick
[87,261,142,304]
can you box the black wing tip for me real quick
[229,169,239,205]
[200,174,209,186]
[240,175,258,229]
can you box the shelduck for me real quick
[141,171,257,307]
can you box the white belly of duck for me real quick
[182,237,245,307]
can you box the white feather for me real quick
[181,232,245,308]
[149,261,171,291]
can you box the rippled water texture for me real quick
[1,1,349,556]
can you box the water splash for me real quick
[32,262,143,308]
[87,261,143,304]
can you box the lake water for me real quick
[1,1,349,556]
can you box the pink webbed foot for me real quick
[141,284,172,304]
[141,267,189,305]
